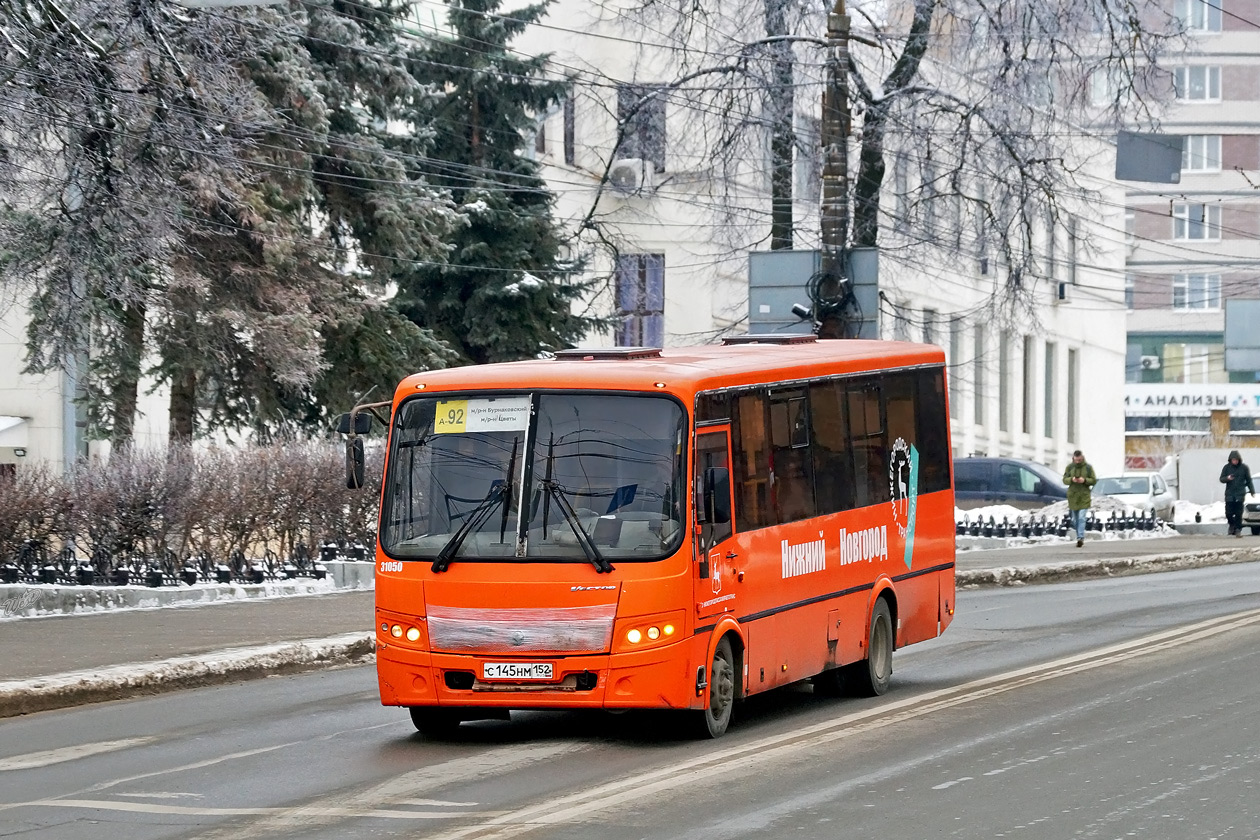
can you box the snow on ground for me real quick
[0,632,375,716]
[0,577,341,622]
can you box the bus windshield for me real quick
[381,393,686,563]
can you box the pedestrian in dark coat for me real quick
[1220,450,1254,537]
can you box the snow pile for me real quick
[0,632,375,717]
[0,578,339,621]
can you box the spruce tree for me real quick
[395,0,598,365]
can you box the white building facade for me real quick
[513,0,1130,475]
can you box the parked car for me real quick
[1242,495,1260,535]
[1093,473,1175,520]
[954,457,1068,511]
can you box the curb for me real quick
[956,546,1260,587]
[0,632,375,718]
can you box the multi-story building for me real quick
[1124,0,1260,459]
[519,0,1129,474]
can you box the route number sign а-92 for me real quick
[434,397,531,434]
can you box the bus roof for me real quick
[395,339,945,400]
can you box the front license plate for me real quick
[482,662,554,681]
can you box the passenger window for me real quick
[810,381,854,514]
[731,390,772,529]
[770,390,815,523]
[847,379,889,507]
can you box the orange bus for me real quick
[353,334,955,738]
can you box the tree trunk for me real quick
[109,302,146,447]
[766,0,794,250]
[852,101,888,249]
[169,365,196,444]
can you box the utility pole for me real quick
[816,0,850,339]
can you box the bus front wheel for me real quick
[409,707,462,737]
[847,599,893,697]
[696,637,736,738]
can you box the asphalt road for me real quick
[2,560,1259,840]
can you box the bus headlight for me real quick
[615,612,685,652]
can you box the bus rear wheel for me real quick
[846,598,893,697]
[695,637,735,738]
[409,707,462,737]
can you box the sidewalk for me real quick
[2,537,1258,718]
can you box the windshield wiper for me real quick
[540,478,614,574]
[432,481,507,573]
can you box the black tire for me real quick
[1251,526,1259,536]
[409,707,462,737]
[846,598,893,697]
[695,637,736,738]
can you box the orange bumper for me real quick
[376,637,704,712]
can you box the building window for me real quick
[892,302,911,341]
[616,84,666,172]
[1067,348,1078,443]
[949,318,962,420]
[1022,335,1034,435]
[533,119,547,158]
[1067,217,1079,284]
[922,308,937,346]
[973,325,986,426]
[1175,0,1222,31]
[1174,66,1221,101]
[1172,203,1221,240]
[894,153,910,231]
[1125,274,1135,310]
[1182,135,1222,171]
[615,254,665,346]
[999,331,1011,433]
[794,114,821,202]
[1089,67,1121,106]
[1044,341,1056,439]
[1126,342,1144,384]
[563,96,575,166]
[1172,273,1222,310]
[1165,343,1224,384]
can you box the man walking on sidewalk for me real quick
[1220,450,1254,537]
[1063,450,1096,548]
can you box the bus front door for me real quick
[695,428,739,623]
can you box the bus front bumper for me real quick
[376,639,703,712]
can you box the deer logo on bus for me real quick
[889,437,920,570]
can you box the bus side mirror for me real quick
[346,438,366,490]
[337,412,373,435]
[703,467,731,525]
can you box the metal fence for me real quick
[0,538,373,587]
[956,510,1164,539]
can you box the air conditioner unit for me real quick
[1140,355,1161,370]
[608,158,655,195]
[1055,280,1071,303]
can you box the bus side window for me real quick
[810,381,854,514]
[731,390,773,530]
[770,392,815,524]
[847,379,890,507]
[914,367,951,494]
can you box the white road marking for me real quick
[116,792,205,799]
[419,607,1260,840]
[0,738,155,772]
[31,799,503,820]
[399,799,481,807]
[186,740,585,839]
